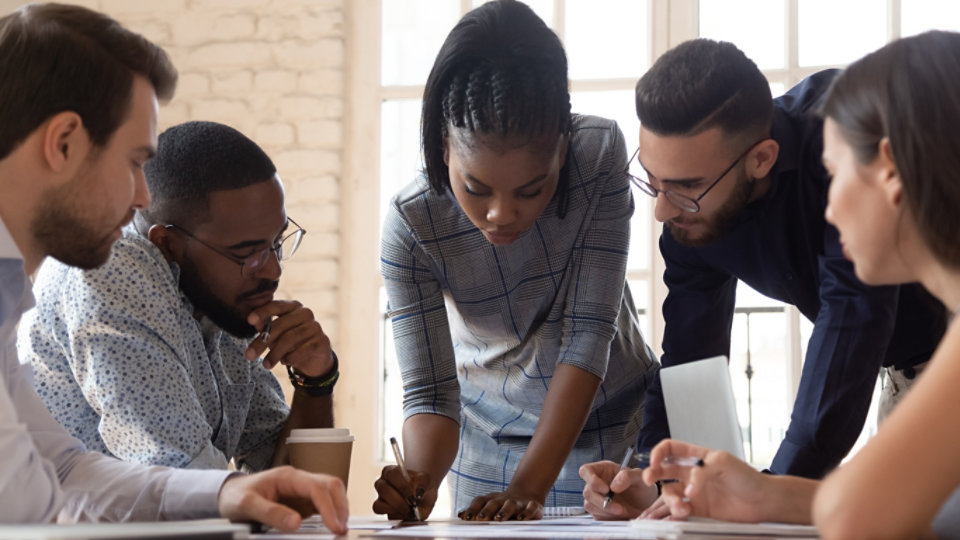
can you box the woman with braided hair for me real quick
[373,0,658,521]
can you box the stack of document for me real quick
[629,516,819,537]
[0,519,249,539]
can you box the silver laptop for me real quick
[660,355,746,460]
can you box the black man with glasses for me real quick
[580,39,946,521]
[18,121,339,473]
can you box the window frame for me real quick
[341,0,925,506]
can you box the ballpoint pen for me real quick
[259,320,271,343]
[601,447,704,509]
[389,437,423,522]
[602,445,637,510]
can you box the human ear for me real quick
[443,138,450,166]
[746,138,780,180]
[147,223,183,263]
[42,112,87,173]
[877,137,902,206]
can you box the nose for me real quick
[133,168,151,210]
[486,196,517,227]
[251,248,283,281]
[652,193,682,223]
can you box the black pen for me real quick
[389,437,422,521]
[602,448,705,509]
[259,320,271,343]
[602,445,636,509]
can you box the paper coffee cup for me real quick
[286,428,354,487]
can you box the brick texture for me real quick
[2,0,346,400]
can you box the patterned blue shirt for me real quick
[381,115,658,510]
[18,228,289,471]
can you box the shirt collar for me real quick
[0,216,24,262]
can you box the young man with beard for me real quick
[0,3,346,529]
[580,39,946,517]
[19,120,336,473]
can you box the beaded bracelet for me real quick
[287,351,339,397]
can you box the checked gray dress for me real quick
[381,114,658,513]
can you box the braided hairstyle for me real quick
[422,0,572,205]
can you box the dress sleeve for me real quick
[380,199,461,423]
[21,254,228,469]
[555,123,634,380]
[770,223,895,478]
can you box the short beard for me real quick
[32,184,129,270]
[177,255,278,339]
[667,170,754,248]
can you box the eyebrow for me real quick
[223,220,290,251]
[636,157,705,187]
[462,172,549,191]
[135,145,157,160]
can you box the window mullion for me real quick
[888,0,901,40]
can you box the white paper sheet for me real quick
[629,516,819,537]
[371,517,654,539]
[0,519,248,539]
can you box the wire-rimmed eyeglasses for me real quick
[164,218,306,278]
[627,139,768,213]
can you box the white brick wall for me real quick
[1,0,346,399]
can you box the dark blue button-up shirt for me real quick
[638,70,947,479]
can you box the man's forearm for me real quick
[271,391,333,466]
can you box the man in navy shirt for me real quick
[628,39,945,480]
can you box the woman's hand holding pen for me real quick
[641,439,772,522]
[372,465,436,520]
[579,460,657,519]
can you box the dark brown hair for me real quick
[635,38,772,147]
[0,3,177,160]
[820,30,960,268]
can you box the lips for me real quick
[242,287,277,307]
[483,229,520,245]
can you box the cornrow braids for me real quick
[422,0,572,212]
[441,64,571,141]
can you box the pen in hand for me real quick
[602,445,637,510]
[259,320,271,344]
[389,437,423,522]
[601,447,705,509]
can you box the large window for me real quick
[342,0,960,510]
[696,0,960,467]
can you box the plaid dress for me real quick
[381,115,658,512]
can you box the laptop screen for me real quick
[660,355,746,461]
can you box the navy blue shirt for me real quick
[638,70,947,479]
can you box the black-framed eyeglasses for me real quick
[627,139,767,213]
[165,218,306,278]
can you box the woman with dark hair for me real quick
[374,0,657,521]
[584,30,960,539]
